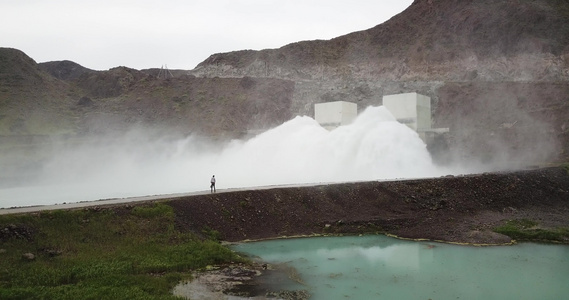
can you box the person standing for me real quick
[210,175,216,193]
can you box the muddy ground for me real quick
[168,166,569,245]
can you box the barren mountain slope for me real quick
[38,60,95,81]
[193,0,569,82]
[189,0,569,164]
[0,48,295,138]
[0,48,78,136]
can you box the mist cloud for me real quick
[1,106,460,208]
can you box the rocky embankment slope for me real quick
[166,166,569,245]
[2,167,568,246]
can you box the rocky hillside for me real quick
[38,60,95,81]
[0,48,75,136]
[189,0,569,164]
[1,0,568,166]
[0,48,295,139]
[192,0,569,82]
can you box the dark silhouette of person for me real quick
[210,175,216,193]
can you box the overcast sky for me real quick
[2,1,413,71]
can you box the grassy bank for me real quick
[494,219,569,243]
[0,202,245,300]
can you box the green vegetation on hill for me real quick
[0,202,245,300]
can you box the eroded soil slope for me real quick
[169,167,569,245]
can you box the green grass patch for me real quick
[201,226,222,242]
[0,202,246,299]
[561,162,569,175]
[494,219,569,243]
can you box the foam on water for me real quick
[1,106,455,208]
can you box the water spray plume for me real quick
[0,106,454,208]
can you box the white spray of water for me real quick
[0,106,456,208]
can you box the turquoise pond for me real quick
[231,235,569,299]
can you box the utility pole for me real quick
[157,64,174,79]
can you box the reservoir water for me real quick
[231,235,569,299]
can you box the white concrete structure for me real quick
[383,92,449,142]
[315,101,357,130]
[314,94,448,143]
[383,92,431,132]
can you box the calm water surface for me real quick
[231,235,569,299]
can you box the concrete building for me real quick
[314,93,448,143]
[382,92,449,142]
[314,101,358,130]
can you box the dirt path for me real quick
[0,184,308,215]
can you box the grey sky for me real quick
[2,1,413,71]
